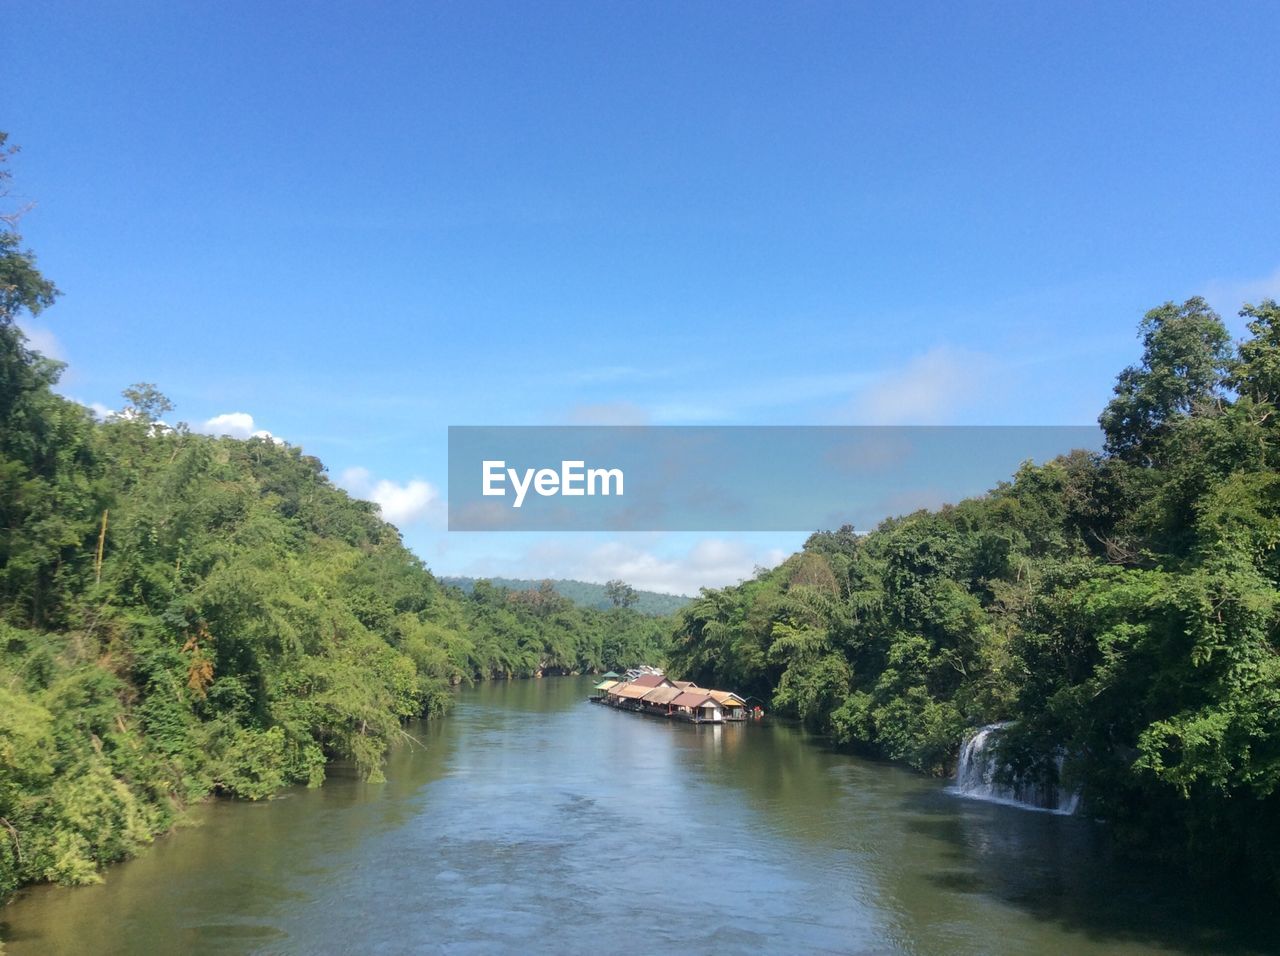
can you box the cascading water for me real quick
[949,722,1081,815]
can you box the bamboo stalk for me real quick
[95,508,108,584]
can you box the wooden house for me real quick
[706,690,748,720]
[669,690,725,723]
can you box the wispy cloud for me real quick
[560,365,677,386]
[17,320,63,360]
[1204,264,1280,321]
[845,346,992,424]
[684,372,877,421]
[564,401,651,425]
[339,466,443,528]
[458,536,786,595]
[572,371,876,426]
[71,399,115,421]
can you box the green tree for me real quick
[1099,297,1232,463]
[1229,299,1280,409]
[605,578,638,609]
[0,133,59,326]
[119,383,174,423]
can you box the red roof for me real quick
[630,673,668,688]
[671,690,715,709]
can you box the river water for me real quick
[1,677,1275,955]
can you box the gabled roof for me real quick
[671,680,699,689]
[615,683,656,700]
[630,673,669,688]
[707,690,746,706]
[641,686,683,705]
[595,679,619,690]
[671,690,717,709]
[601,671,622,678]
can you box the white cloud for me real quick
[338,466,443,528]
[340,465,373,489]
[848,346,991,425]
[201,412,255,438]
[106,406,175,435]
[461,536,787,596]
[17,321,63,360]
[582,538,785,594]
[199,412,282,443]
[73,400,115,421]
[371,480,439,526]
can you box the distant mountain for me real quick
[440,576,692,617]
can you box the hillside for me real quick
[441,576,691,616]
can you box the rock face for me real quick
[951,723,1081,815]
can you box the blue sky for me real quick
[6,1,1280,593]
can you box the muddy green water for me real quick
[1,677,1275,955]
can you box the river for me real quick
[1,676,1275,955]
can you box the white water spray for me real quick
[950,723,1080,815]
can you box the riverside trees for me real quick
[670,298,1280,892]
[0,347,667,894]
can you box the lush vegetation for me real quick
[670,296,1280,891]
[0,137,666,896]
[0,370,666,897]
[441,576,691,616]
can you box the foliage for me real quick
[0,352,667,895]
[440,576,691,616]
[605,579,639,609]
[670,298,1280,892]
[0,133,59,325]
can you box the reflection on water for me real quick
[2,677,1276,955]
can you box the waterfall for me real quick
[949,722,1080,815]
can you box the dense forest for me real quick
[441,576,691,616]
[0,135,666,896]
[670,295,1280,891]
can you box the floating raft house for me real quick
[590,669,752,723]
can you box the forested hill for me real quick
[670,297,1280,893]
[441,577,691,616]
